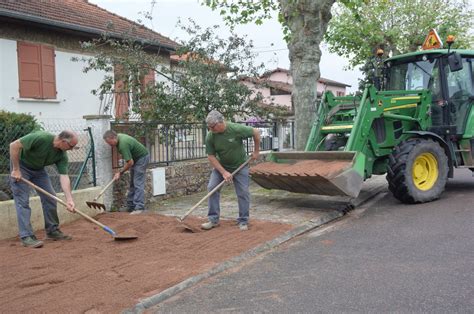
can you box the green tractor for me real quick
[250,47,474,203]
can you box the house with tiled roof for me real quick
[242,68,351,113]
[0,0,178,121]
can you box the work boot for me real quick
[201,221,219,230]
[21,236,43,248]
[238,223,249,231]
[46,230,72,241]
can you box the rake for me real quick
[86,178,115,211]
[177,158,252,233]
[21,178,137,241]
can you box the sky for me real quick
[89,0,362,93]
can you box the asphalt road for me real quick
[152,169,474,313]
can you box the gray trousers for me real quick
[10,162,59,238]
[126,155,150,210]
[207,165,250,224]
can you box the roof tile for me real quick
[0,0,177,49]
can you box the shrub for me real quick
[0,111,42,174]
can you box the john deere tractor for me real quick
[250,46,474,204]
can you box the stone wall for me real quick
[111,153,272,210]
[0,186,103,240]
[112,159,212,210]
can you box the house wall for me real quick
[241,80,292,109]
[0,24,171,120]
[317,82,347,96]
[268,71,292,84]
[268,70,347,96]
[245,70,349,110]
[0,38,107,119]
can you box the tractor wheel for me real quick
[386,138,448,204]
[324,134,347,151]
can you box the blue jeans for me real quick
[207,165,250,224]
[10,162,60,238]
[126,155,150,210]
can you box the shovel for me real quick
[177,158,252,233]
[20,178,137,241]
[86,178,115,211]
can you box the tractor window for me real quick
[445,58,473,133]
[446,59,474,98]
[387,60,437,91]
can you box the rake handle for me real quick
[179,158,252,221]
[93,178,115,201]
[20,178,116,236]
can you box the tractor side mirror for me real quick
[448,52,463,72]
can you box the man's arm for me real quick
[114,159,134,181]
[252,128,261,160]
[59,174,75,213]
[208,155,233,182]
[9,140,23,181]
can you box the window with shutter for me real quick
[17,42,57,99]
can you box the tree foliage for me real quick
[204,0,281,26]
[76,20,276,123]
[202,0,336,149]
[325,0,474,70]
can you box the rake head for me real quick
[176,218,201,233]
[86,201,106,211]
[113,234,138,241]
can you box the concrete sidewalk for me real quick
[152,175,388,226]
[127,176,388,313]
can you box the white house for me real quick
[0,0,178,122]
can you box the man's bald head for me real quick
[56,130,78,150]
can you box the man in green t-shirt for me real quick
[10,130,78,248]
[103,130,150,214]
[201,110,260,231]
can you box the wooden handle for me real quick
[179,158,252,221]
[94,179,115,201]
[20,178,114,234]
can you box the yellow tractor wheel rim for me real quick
[412,152,438,191]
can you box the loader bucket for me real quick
[250,151,364,198]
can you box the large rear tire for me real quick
[386,138,448,204]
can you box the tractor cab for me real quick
[384,49,474,137]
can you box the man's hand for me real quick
[11,169,21,182]
[113,172,121,181]
[66,199,76,213]
[222,170,233,183]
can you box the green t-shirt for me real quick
[205,122,254,171]
[117,133,148,162]
[19,131,69,174]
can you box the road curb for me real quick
[124,183,387,313]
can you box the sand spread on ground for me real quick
[0,212,292,313]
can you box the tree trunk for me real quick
[280,0,335,150]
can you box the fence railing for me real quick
[110,121,284,168]
[0,124,35,200]
[0,121,97,200]
[39,120,97,192]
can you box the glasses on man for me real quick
[63,140,76,149]
[207,123,218,129]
